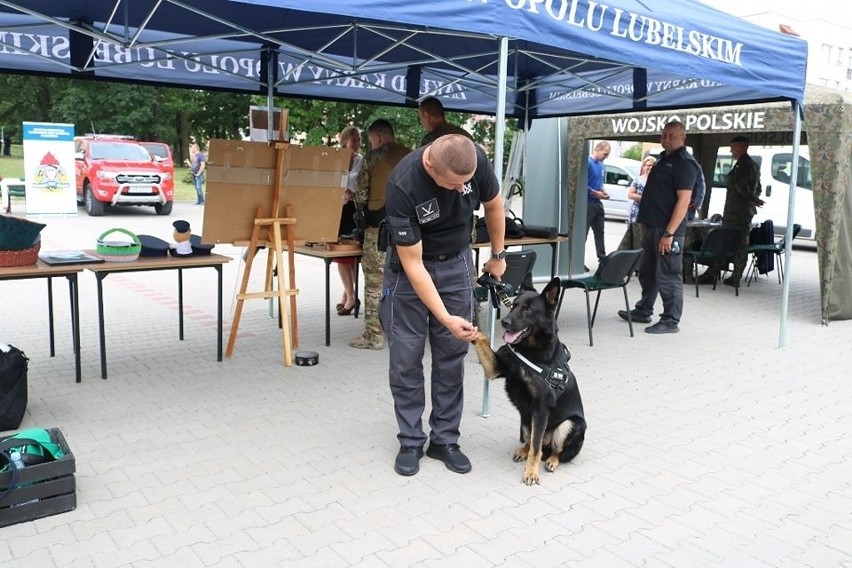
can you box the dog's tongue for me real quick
[504,328,526,344]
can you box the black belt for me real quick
[423,250,461,262]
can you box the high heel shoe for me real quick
[337,298,360,316]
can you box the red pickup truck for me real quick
[74,136,174,216]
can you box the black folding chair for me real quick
[745,223,801,286]
[684,225,744,297]
[556,248,643,346]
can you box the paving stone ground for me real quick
[2,203,850,567]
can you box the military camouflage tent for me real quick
[559,85,852,326]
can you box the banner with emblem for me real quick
[22,121,77,216]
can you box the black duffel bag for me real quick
[0,344,28,431]
[518,223,558,240]
[473,213,525,244]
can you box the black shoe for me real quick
[645,320,679,334]
[723,277,740,287]
[617,309,652,324]
[426,443,472,474]
[394,446,424,476]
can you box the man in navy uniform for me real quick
[618,120,695,335]
[380,134,506,476]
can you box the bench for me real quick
[1,178,25,213]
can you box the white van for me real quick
[707,146,816,242]
[600,157,642,221]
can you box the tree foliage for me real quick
[1,75,520,169]
[622,144,643,161]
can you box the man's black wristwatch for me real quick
[491,249,507,260]
[662,231,674,238]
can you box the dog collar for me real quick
[507,343,571,391]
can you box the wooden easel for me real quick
[226,141,300,366]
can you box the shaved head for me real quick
[429,134,477,177]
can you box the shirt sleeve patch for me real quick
[415,198,440,224]
[387,215,421,246]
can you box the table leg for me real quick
[46,277,56,357]
[354,258,361,319]
[96,274,108,380]
[216,265,223,362]
[324,258,331,346]
[178,268,185,340]
[67,274,81,383]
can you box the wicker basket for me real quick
[96,228,141,262]
[0,240,41,267]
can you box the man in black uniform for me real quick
[618,120,695,334]
[380,134,506,476]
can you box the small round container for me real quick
[294,350,319,366]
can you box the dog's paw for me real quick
[522,468,541,486]
[472,333,500,379]
[512,447,529,462]
[545,456,560,472]
[471,332,489,345]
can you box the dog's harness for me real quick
[507,343,571,391]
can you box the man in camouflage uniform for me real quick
[350,119,412,350]
[418,97,473,147]
[697,135,762,286]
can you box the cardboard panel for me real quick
[285,145,351,171]
[280,184,344,243]
[205,167,276,186]
[202,182,275,244]
[209,139,277,169]
[201,140,352,245]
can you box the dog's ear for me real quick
[542,277,561,311]
[519,272,536,293]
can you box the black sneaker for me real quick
[426,443,472,474]
[394,446,424,476]
[644,320,679,334]
[617,309,652,324]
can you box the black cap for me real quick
[730,135,749,144]
[138,234,169,257]
[172,220,190,233]
[190,234,214,255]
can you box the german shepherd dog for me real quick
[473,275,586,485]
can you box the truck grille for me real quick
[115,173,161,184]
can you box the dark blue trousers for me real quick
[379,251,475,448]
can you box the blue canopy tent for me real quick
[0,1,806,114]
[0,0,809,348]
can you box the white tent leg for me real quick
[779,102,804,348]
[480,37,509,418]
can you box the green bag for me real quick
[0,428,65,503]
[0,428,64,471]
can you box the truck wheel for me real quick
[85,183,105,216]
[155,201,173,215]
